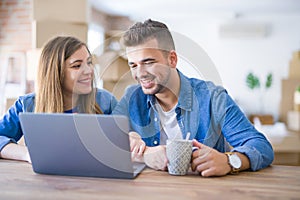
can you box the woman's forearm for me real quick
[0,143,31,163]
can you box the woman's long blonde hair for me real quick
[34,36,102,114]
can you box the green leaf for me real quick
[265,73,273,89]
[296,85,300,92]
[246,72,260,90]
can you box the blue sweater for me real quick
[0,89,118,151]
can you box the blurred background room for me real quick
[0,0,299,165]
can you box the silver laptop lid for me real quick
[19,113,145,179]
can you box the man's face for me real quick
[126,39,175,95]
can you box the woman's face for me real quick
[62,45,93,97]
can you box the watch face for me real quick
[229,154,242,169]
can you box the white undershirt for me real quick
[154,101,183,145]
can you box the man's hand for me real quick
[191,140,231,177]
[129,132,146,162]
[143,145,168,171]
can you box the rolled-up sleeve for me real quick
[212,87,274,171]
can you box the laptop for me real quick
[19,113,146,179]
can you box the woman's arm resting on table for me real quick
[0,143,31,163]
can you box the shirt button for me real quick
[154,118,158,122]
[153,140,158,145]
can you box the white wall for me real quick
[163,14,300,121]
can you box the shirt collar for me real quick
[177,70,193,111]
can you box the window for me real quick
[88,23,105,88]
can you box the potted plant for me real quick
[246,72,273,90]
[246,72,273,124]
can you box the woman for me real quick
[0,36,118,163]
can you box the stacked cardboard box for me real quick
[93,30,136,100]
[96,50,135,100]
[32,20,88,48]
[280,51,300,132]
[25,0,88,92]
[280,79,300,123]
[288,51,300,79]
[31,0,88,47]
[288,111,300,131]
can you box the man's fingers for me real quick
[192,139,202,149]
[138,143,145,155]
[132,146,138,154]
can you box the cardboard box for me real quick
[292,51,300,60]
[288,51,300,79]
[103,73,136,100]
[287,111,300,131]
[97,51,136,99]
[279,79,300,123]
[96,51,131,81]
[32,20,88,48]
[32,0,88,23]
[289,59,300,79]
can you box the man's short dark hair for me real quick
[122,19,175,52]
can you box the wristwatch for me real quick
[225,152,242,174]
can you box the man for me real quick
[113,19,274,177]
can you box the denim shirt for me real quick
[113,70,274,171]
[0,89,118,151]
